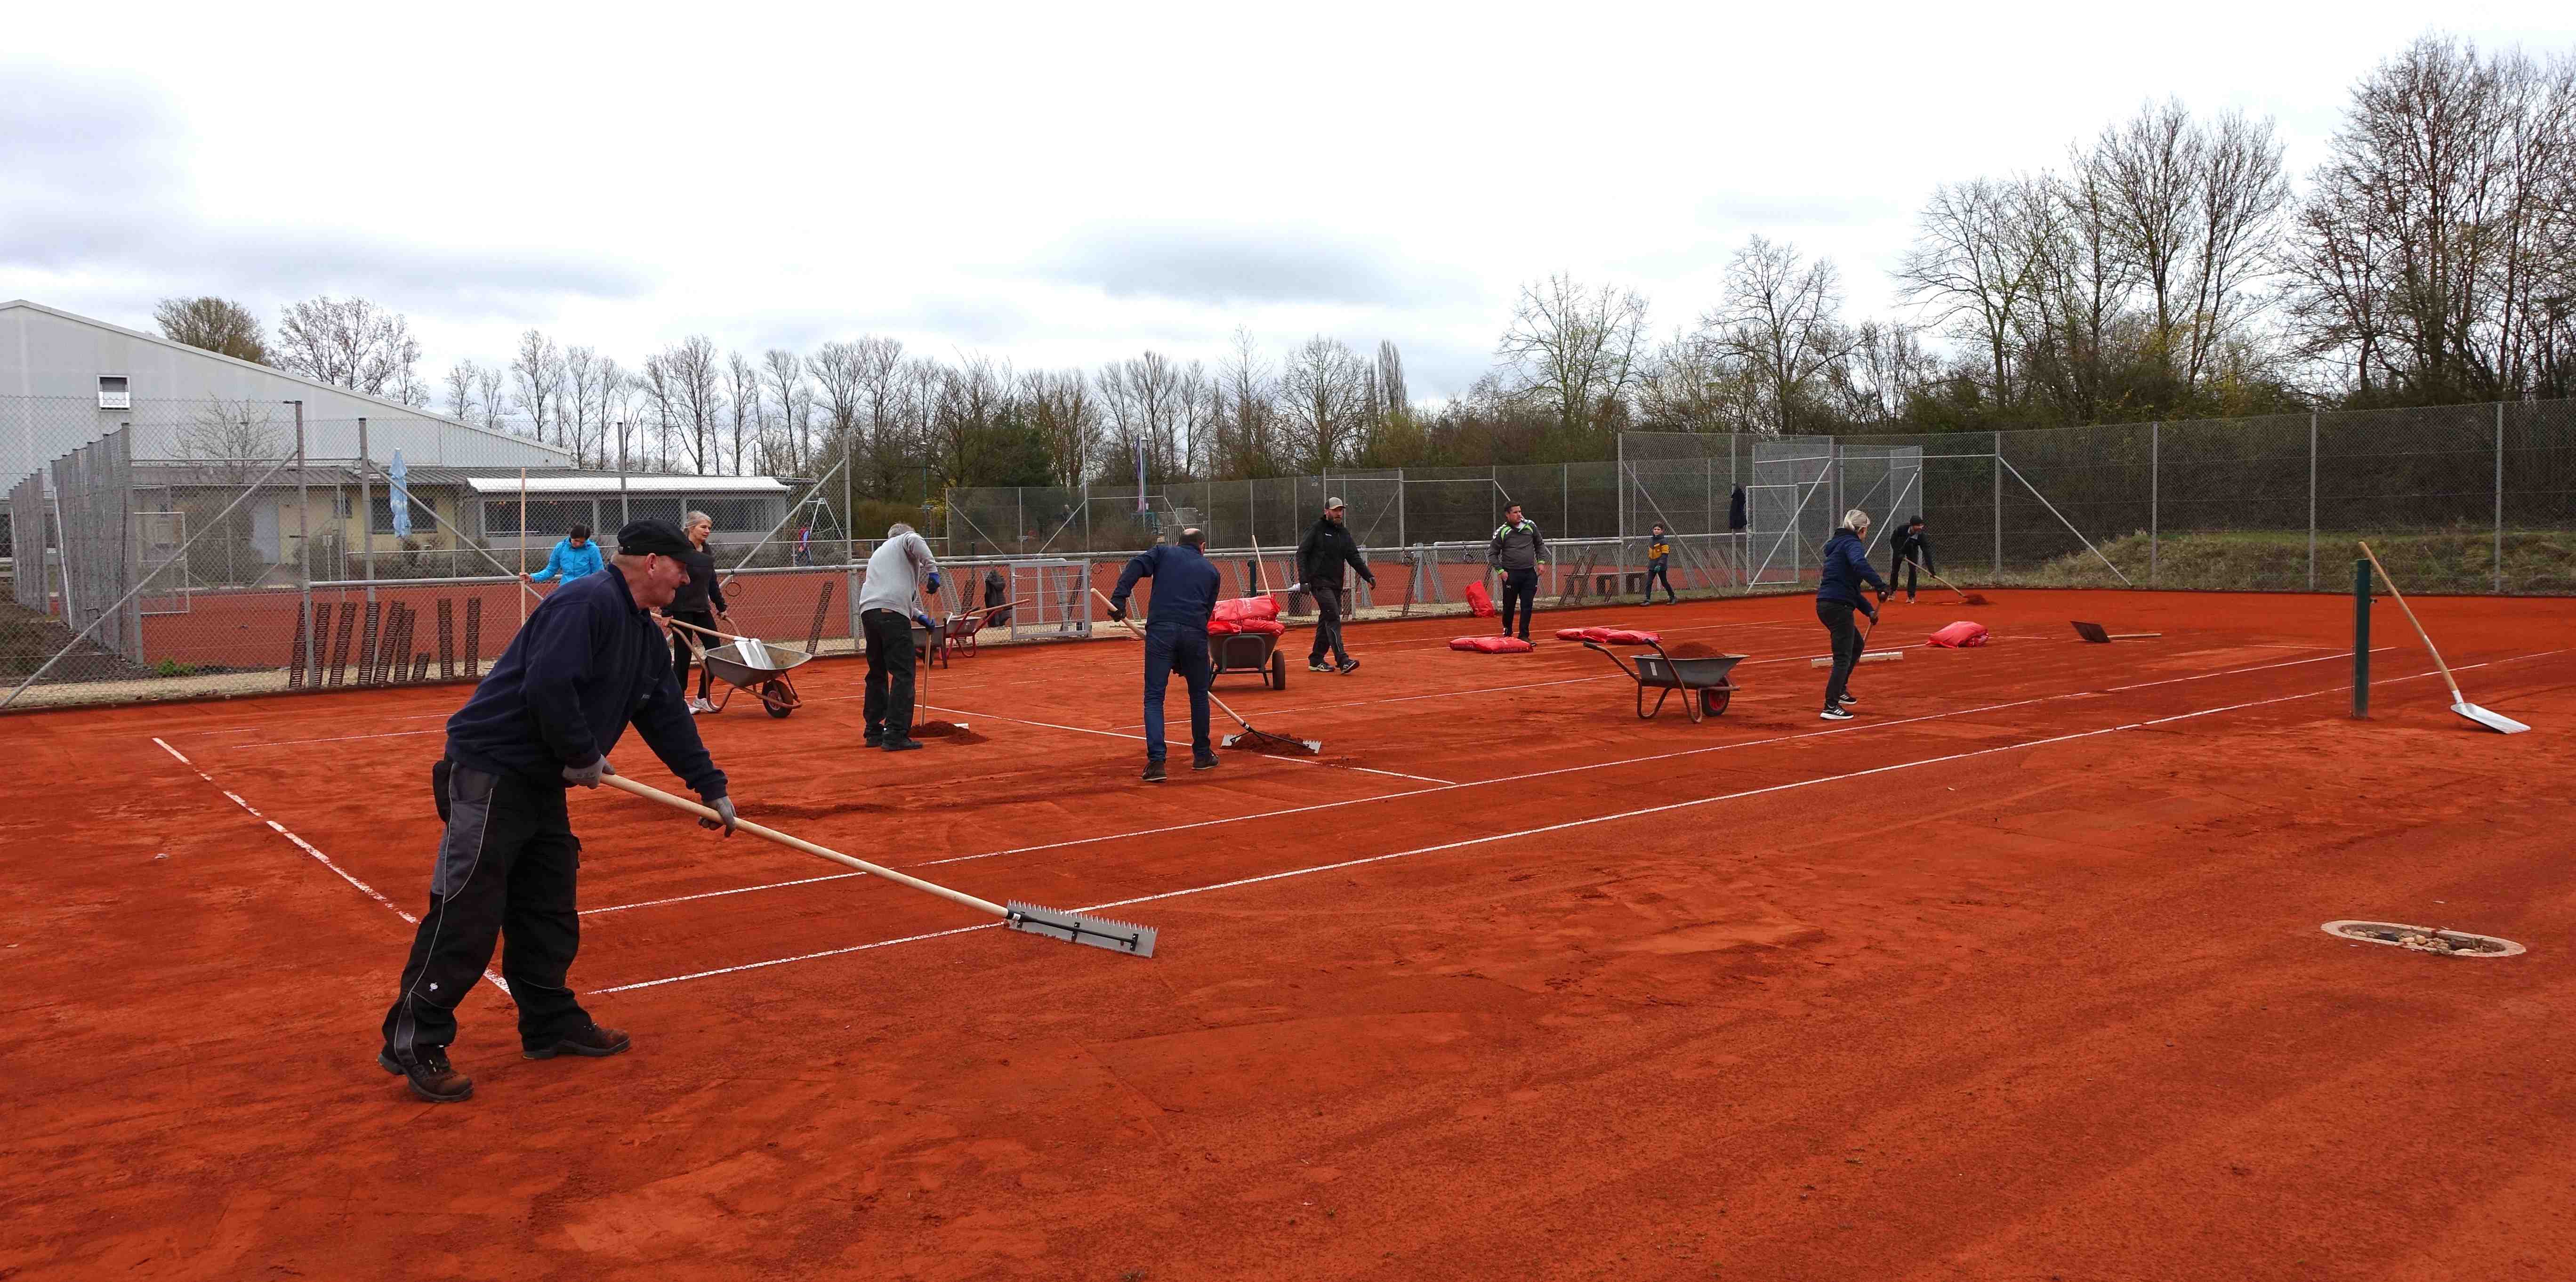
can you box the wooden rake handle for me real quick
[601,774,1007,919]
[2357,542,2467,706]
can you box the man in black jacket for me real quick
[1296,497,1375,675]
[376,517,738,1104]
[1888,515,1934,604]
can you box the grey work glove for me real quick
[563,757,616,789]
[699,794,737,837]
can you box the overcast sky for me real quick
[5,3,2572,403]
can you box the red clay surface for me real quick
[7,588,2574,1280]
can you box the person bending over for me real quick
[1109,527,1221,782]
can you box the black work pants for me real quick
[1818,600,1865,709]
[1892,558,1921,600]
[1143,621,1213,762]
[1645,561,1675,601]
[381,764,588,1060]
[669,609,716,699]
[1498,567,1538,638]
[861,608,916,740]
[1307,583,1351,667]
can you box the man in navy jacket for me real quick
[377,517,737,1104]
[1110,527,1222,782]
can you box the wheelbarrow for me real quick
[1580,637,1745,723]
[1211,628,1291,689]
[672,620,813,719]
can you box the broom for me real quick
[1090,588,1321,754]
[1917,564,1989,606]
[602,774,1155,956]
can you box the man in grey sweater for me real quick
[858,522,941,751]
[1488,503,1546,641]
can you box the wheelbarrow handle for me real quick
[666,617,760,647]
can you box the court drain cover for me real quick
[2321,920,2525,957]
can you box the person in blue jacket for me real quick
[523,524,604,585]
[1109,526,1222,782]
[377,517,738,1105]
[1816,508,1889,721]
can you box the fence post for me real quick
[2308,411,2318,591]
[2353,557,2371,718]
[1247,478,1256,548]
[1561,464,1569,539]
[1992,430,2003,576]
[2149,420,2159,585]
[2494,401,2505,592]
[1395,469,1405,548]
[293,399,311,685]
[359,416,378,679]
[1016,488,1024,551]
[1615,435,1626,548]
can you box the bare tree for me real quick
[561,347,602,467]
[272,296,422,399]
[154,297,269,364]
[1707,235,1859,434]
[443,359,481,425]
[1375,340,1409,415]
[1495,273,1651,433]
[1897,177,2045,405]
[1278,335,1369,471]
[725,351,761,476]
[473,363,510,434]
[1095,352,1195,481]
[760,349,809,474]
[1022,368,1101,489]
[2093,99,2290,394]
[509,330,566,446]
[656,336,725,472]
[1215,326,1280,476]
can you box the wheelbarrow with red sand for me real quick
[1564,627,1747,723]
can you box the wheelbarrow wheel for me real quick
[761,678,794,718]
[1269,650,1287,690]
[1700,686,1731,717]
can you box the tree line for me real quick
[151,32,2573,504]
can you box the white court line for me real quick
[591,649,2567,995]
[580,643,2406,915]
[923,703,1455,787]
[1346,615,1810,650]
[1108,671,1622,729]
[231,727,444,750]
[150,737,508,995]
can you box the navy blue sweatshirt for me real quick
[444,565,729,798]
[1815,528,1888,610]
[1111,544,1221,629]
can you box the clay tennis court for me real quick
[8,587,2573,1280]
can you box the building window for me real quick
[688,497,769,535]
[372,494,437,537]
[98,376,130,410]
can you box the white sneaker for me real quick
[690,696,715,714]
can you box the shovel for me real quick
[2070,621,2161,644]
[602,775,1158,956]
[2357,542,2528,734]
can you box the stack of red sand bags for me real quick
[1450,635,1534,653]
[1553,625,1662,646]
[1208,595,1288,637]
[1925,620,1988,648]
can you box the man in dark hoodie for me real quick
[1816,508,1889,721]
[1110,527,1224,782]
[377,517,737,1105]
[1296,496,1376,674]
[1488,503,1546,641]
[1888,515,1933,604]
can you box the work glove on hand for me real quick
[563,757,616,789]
[1106,598,1127,622]
[699,794,737,837]
[925,572,942,594]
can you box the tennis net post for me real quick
[2352,557,2371,719]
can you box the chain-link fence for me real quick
[8,399,2572,711]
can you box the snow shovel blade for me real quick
[1005,900,1159,957]
[1223,727,1323,754]
[2453,701,2529,735]
[2070,621,2112,644]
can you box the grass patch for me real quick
[1997,530,2576,594]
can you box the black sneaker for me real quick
[881,738,924,753]
[1191,752,1220,771]
[1835,692,1860,706]
[1142,760,1167,782]
[379,1048,474,1103]
[1308,661,1333,673]
[1820,706,1854,721]
[863,730,884,747]
[525,1023,632,1060]
[1336,658,1360,675]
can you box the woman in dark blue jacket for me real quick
[1816,508,1888,720]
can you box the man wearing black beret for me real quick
[375,517,738,1104]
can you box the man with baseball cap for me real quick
[375,516,739,1104]
[1296,496,1375,674]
